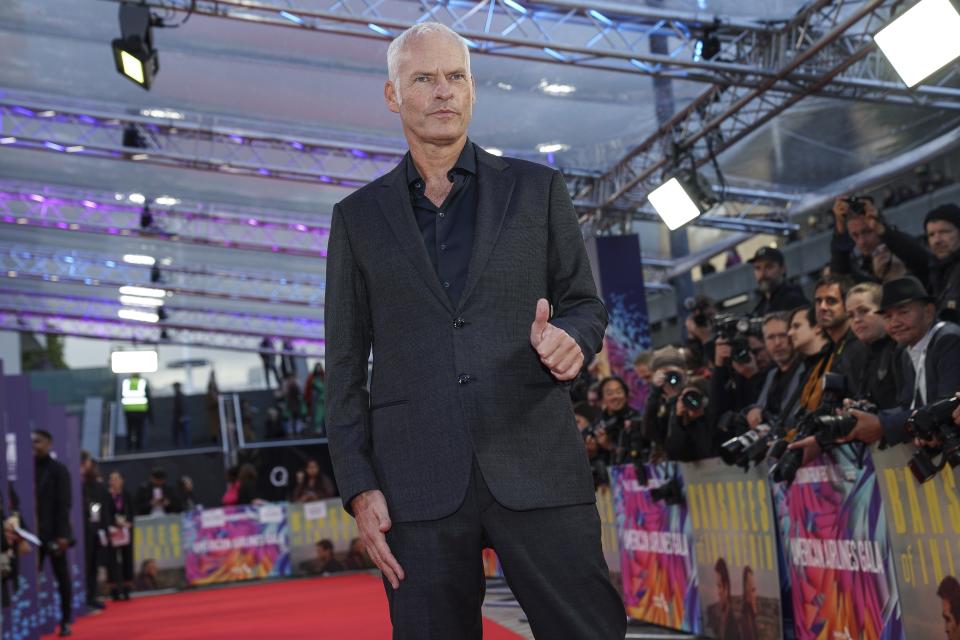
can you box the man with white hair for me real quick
[325,21,625,640]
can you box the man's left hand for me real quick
[530,298,583,381]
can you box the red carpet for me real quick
[48,573,524,639]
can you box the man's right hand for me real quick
[351,490,405,589]
[746,407,763,429]
[832,198,849,234]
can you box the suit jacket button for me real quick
[453,318,465,329]
[457,374,472,385]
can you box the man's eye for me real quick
[415,76,430,82]
[451,73,465,80]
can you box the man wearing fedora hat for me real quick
[844,276,960,446]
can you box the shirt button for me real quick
[442,281,450,289]
[414,180,423,189]
[457,374,472,385]
[438,212,446,219]
[439,243,447,251]
[453,317,465,329]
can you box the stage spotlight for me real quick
[648,172,718,231]
[874,0,960,87]
[112,3,159,90]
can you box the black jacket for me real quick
[752,281,809,317]
[829,329,869,396]
[104,489,135,528]
[882,226,960,322]
[880,321,960,444]
[663,410,722,462]
[831,231,878,284]
[34,455,72,543]
[853,336,900,410]
[325,147,606,522]
[82,478,110,536]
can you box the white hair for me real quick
[387,22,471,104]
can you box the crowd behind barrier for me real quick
[4,184,960,638]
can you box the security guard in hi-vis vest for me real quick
[122,373,151,451]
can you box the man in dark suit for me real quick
[843,277,960,445]
[325,21,624,640]
[33,429,73,637]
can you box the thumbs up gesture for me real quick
[530,298,583,381]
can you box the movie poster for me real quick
[772,447,903,640]
[610,463,700,633]
[182,504,291,585]
[681,458,783,640]
[873,445,960,640]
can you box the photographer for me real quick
[710,320,770,422]
[745,313,803,429]
[845,283,899,408]
[831,197,907,284]
[787,306,831,416]
[664,378,719,461]
[684,296,717,370]
[847,277,960,445]
[593,376,641,464]
[871,203,960,322]
[749,247,809,317]
[641,347,688,449]
[814,276,867,393]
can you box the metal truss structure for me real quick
[0,93,798,234]
[0,286,322,342]
[0,181,329,258]
[0,242,325,306]
[99,0,960,109]
[579,0,930,220]
[0,309,324,357]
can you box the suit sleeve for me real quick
[543,170,608,368]
[931,332,960,401]
[324,203,379,515]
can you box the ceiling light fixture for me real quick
[873,0,960,87]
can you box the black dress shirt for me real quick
[405,140,479,308]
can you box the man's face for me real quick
[748,335,771,371]
[847,215,880,256]
[385,32,475,147]
[762,319,794,368]
[943,597,960,640]
[928,220,960,261]
[753,260,784,292]
[31,434,50,458]
[847,293,886,344]
[815,283,848,331]
[634,363,652,386]
[601,381,627,413]
[883,300,935,346]
[788,312,818,354]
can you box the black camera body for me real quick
[906,396,960,484]
[714,314,763,365]
[843,196,866,216]
[682,390,705,411]
[721,427,773,471]
[649,476,685,506]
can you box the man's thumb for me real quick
[531,298,550,345]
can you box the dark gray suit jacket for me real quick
[324,146,607,523]
[879,321,960,444]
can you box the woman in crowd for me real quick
[291,459,336,502]
[104,470,134,601]
[593,376,640,465]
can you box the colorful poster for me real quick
[772,446,903,640]
[590,235,652,411]
[610,463,700,632]
[873,445,960,640]
[681,458,783,640]
[182,504,291,585]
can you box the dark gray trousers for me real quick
[383,459,626,639]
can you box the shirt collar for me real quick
[908,321,938,359]
[405,138,476,190]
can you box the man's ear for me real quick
[385,81,400,114]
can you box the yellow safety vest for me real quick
[122,377,149,412]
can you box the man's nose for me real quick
[435,76,454,98]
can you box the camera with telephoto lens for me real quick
[721,426,775,471]
[770,373,857,485]
[714,314,764,365]
[684,296,714,328]
[682,390,705,412]
[905,396,960,484]
[650,476,685,505]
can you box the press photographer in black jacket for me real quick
[664,378,720,462]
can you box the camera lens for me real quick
[666,372,681,387]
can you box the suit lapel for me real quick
[458,149,515,311]
[374,162,455,314]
